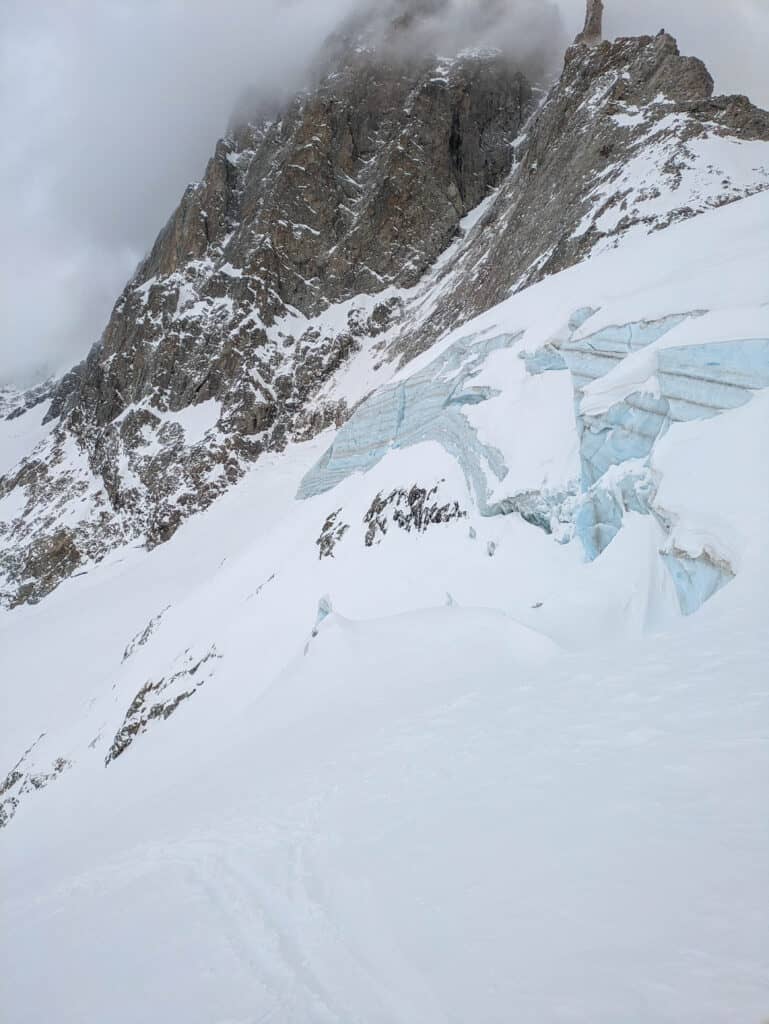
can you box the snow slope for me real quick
[1,193,768,1022]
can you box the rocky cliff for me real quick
[1,8,768,608]
[395,30,769,358]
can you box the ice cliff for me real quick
[300,193,769,615]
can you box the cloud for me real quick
[0,0,358,385]
[0,0,767,386]
[332,0,567,77]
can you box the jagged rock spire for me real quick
[575,0,604,46]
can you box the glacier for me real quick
[298,331,521,510]
[2,176,769,1024]
[540,324,769,611]
[300,302,769,614]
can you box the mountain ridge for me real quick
[1,20,768,608]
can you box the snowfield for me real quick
[1,193,768,1022]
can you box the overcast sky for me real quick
[1,0,767,386]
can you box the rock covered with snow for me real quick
[403,30,769,358]
[0,44,532,605]
[1,13,769,611]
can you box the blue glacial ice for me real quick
[561,314,696,394]
[660,551,736,617]
[573,469,660,561]
[579,393,671,490]
[522,345,568,375]
[546,317,769,612]
[574,487,625,563]
[523,312,769,613]
[526,312,702,489]
[521,307,598,376]
[577,339,769,492]
[299,301,769,616]
[298,331,522,508]
[657,340,769,420]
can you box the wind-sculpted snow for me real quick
[298,332,521,509]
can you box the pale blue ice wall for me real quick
[298,332,522,508]
[299,302,769,615]
[559,313,695,489]
[578,339,769,489]
[526,314,769,613]
[660,551,736,617]
[562,314,695,395]
[658,340,769,419]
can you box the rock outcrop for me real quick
[575,0,604,47]
[0,27,532,606]
[57,49,531,434]
[397,31,769,358]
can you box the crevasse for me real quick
[530,315,769,613]
[298,331,521,508]
[299,306,769,616]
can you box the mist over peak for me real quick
[324,0,566,81]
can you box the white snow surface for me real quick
[1,194,768,1023]
[0,404,55,478]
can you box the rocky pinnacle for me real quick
[576,0,604,46]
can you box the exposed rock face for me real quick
[105,646,220,765]
[575,0,604,47]
[0,743,71,830]
[0,43,532,606]
[399,31,769,358]
[61,50,531,434]
[1,381,57,422]
[2,14,769,609]
[317,510,350,560]
[363,485,467,547]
